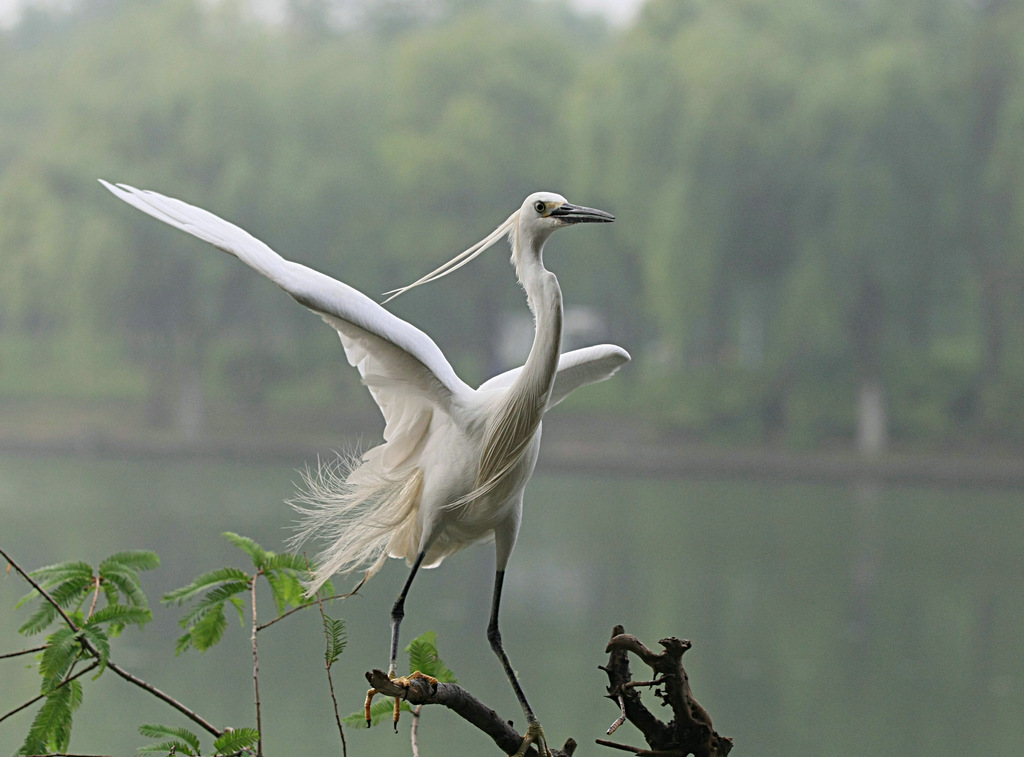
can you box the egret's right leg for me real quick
[365,551,428,729]
[389,550,426,675]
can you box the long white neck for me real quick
[474,233,562,491]
[512,240,563,408]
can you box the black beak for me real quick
[549,202,615,224]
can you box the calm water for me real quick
[1,454,1021,756]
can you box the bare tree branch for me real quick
[599,625,732,757]
[364,669,577,757]
[0,661,100,726]
[0,644,49,661]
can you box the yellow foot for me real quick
[364,671,440,730]
[511,719,552,757]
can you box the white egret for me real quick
[101,180,628,756]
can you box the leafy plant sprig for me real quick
[7,549,158,755]
[4,535,352,757]
[153,532,345,757]
[163,532,326,654]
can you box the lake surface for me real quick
[1,454,1021,756]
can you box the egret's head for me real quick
[383,192,613,302]
[516,191,615,245]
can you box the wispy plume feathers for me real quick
[382,211,519,302]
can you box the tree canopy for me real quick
[2,0,1023,448]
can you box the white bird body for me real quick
[100,181,628,591]
[103,180,625,752]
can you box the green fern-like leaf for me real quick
[323,615,347,666]
[222,532,268,568]
[79,624,111,674]
[176,582,251,629]
[86,603,152,630]
[163,567,251,605]
[18,678,82,755]
[39,628,84,691]
[406,631,456,683]
[17,579,93,636]
[342,697,411,729]
[20,561,94,594]
[213,726,260,755]
[17,600,64,637]
[136,738,197,755]
[138,723,201,754]
[260,551,308,573]
[99,564,150,610]
[103,550,160,573]
[175,604,230,654]
[264,568,306,615]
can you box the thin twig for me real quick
[1,547,80,631]
[0,644,49,661]
[595,738,644,753]
[86,575,101,620]
[250,572,263,757]
[255,589,361,633]
[0,661,100,725]
[104,659,223,737]
[410,704,423,757]
[595,741,685,756]
[606,694,627,735]
[625,678,666,689]
[308,556,347,757]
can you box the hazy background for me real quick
[1,1,1023,755]
[1,0,1023,452]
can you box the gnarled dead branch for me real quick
[597,625,732,757]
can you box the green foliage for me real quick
[7,550,158,754]
[136,722,260,756]
[406,630,456,684]
[164,567,250,654]
[17,678,83,756]
[5,0,1024,448]
[1,0,1023,454]
[164,532,320,653]
[16,551,158,639]
[38,627,85,692]
[213,726,261,755]
[137,723,202,756]
[323,614,347,667]
[6,534,346,756]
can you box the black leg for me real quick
[389,551,426,676]
[487,569,537,723]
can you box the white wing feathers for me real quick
[479,344,630,408]
[101,181,631,466]
[100,181,472,470]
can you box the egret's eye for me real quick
[534,201,546,214]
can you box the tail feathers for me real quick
[288,453,423,596]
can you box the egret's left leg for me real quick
[488,569,551,757]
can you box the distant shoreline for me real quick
[2,422,1022,490]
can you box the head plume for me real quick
[383,209,519,303]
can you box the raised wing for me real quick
[101,181,472,468]
[479,344,630,409]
